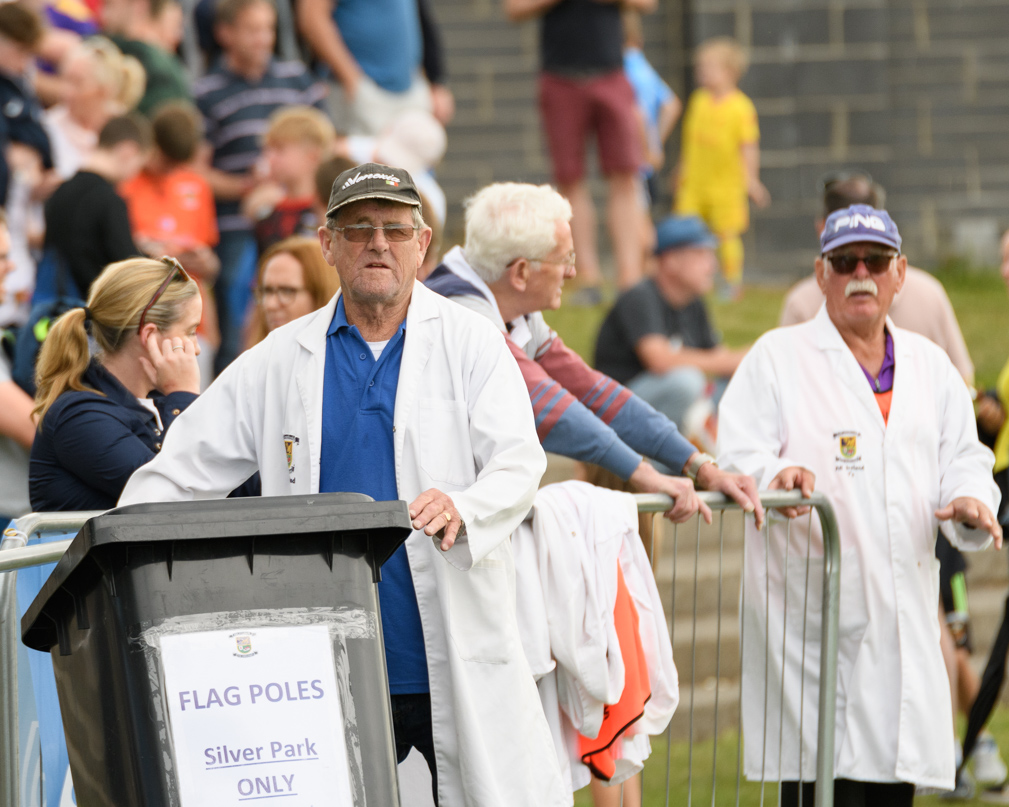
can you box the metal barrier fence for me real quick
[0,492,839,807]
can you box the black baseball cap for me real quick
[326,162,422,217]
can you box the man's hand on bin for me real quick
[694,462,765,529]
[935,497,1004,549]
[768,466,816,520]
[629,461,711,525]
[410,488,464,551]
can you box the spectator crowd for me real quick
[0,1,1007,806]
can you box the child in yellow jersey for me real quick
[675,38,769,297]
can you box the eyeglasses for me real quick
[138,257,192,333]
[534,252,577,270]
[255,285,306,305]
[331,223,417,242]
[826,251,898,275]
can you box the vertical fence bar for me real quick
[777,518,792,807]
[797,509,814,807]
[710,511,724,807]
[665,521,680,807]
[814,498,840,807]
[686,516,702,806]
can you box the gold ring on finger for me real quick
[443,512,452,522]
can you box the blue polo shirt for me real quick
[319,297,428,694]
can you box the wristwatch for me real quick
[684,452,718,482]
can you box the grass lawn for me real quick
[550,269,1009,805]
[572,710,1009,805]
[546,269,1009,389]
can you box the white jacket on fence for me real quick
[512,481,679,791]
[119,282,567,807]
[717,306,1000,790]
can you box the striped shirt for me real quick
[194,58,327,232]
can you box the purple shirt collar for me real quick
[859,329,895,393]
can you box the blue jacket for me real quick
[29,361,197,512]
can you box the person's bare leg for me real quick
[559,180,602,288]
[590,773,640,807]
[607,171,645,289]
[940,607,959,730]
[956,648,981,715]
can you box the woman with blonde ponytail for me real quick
[29,257,203,511]
[44,37,147,178]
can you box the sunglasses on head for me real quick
[138,257,192,333]
[825,250,898,275]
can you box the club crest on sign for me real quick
[235,635,252,654]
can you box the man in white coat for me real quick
[119,163,568,806]
[717,204,1003,807]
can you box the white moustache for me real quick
[844,278,878,298]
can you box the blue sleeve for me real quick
[153,391,199,428]
[609,395,697,475]
[540,397,643,481]
[49,403,157,498]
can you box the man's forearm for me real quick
[742,142,761,186]
[640,343,742,377]
[203,167,253,201]
[296,0,361,87]
[504,0,561,22]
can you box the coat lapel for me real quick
[393,283,440,490]
[295,293,340,493]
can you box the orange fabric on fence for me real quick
[578,564,652,781]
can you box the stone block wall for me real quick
[432,0,1009,281]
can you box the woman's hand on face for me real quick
[141,334,201,395]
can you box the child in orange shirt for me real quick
[120,101,221,357]
[675,38,769,297]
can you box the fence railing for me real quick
[1,492,840,807]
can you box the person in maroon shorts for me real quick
[506,0,655,297]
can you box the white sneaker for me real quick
[974,736,1009,787]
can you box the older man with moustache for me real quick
[718,204,1002,807]
[120,163,567,806]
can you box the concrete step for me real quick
[672,613,741,687]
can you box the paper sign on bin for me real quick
[161,624,354,806]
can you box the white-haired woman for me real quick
[44,37,145,178]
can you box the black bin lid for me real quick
[21,493,412,652]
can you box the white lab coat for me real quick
[119,282,567,806]
[512,482,679,792]
[716,305,1000,789]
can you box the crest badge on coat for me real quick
[283,434,300,482]
[839,434,857,459]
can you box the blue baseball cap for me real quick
[820,204,902,254]
[654,215,718,254]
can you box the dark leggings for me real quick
[780,779,915,807]
[392,693,438,805]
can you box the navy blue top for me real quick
[319,298,428,694]
[29,361,197,512]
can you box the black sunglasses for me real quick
[826,251,898,275]
[138,257,192,333]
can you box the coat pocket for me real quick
[448,559,511,664]
[419,398,476,488]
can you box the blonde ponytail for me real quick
[69,37,148,115]
[32,308,92,425]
